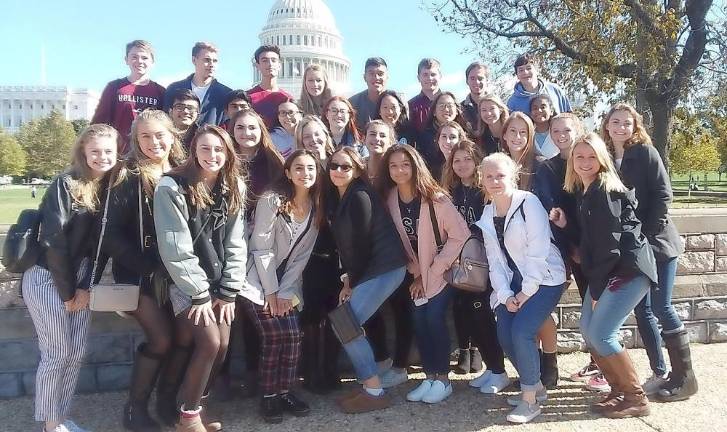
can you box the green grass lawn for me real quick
[0,186,47,224]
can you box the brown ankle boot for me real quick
[602,350,650,419]
[589,351,623,414]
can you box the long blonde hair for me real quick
[122,110,186,196]
[299,64,333,117]
[169,125,244,215]
[501,112,536,191]
[295,115,335,156]
[69,124,119,212]
[600,102,652,154]
[476,94,509,137]
[564,133,627,194]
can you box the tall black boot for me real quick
[658,329,698,402]
[454,346,471,374]
[155,344,192,427]
[540,350,559,389]
[123,344,163,432]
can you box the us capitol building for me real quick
[255,0,351,98]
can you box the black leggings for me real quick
[452,290,506,374]
[130,294,174,357]
[174,306,231,409]
[365,273,415,368]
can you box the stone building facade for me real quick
[0,86,99,134]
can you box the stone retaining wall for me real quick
[2,208,727,398]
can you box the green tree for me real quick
[670,109,720,176]
[429,0,725,171]
[17,111,76,178]
[0,129,27,176]
[71,119,90,135]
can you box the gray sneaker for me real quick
[62,420,90,432]
[506,401,541,424]
[506,385,547,406]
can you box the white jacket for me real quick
[475,189,566,309]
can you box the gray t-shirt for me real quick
[349,90,378,130]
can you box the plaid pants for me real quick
[243,299,302,395]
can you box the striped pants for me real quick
[22,264,91,422]
[243,299,302,395]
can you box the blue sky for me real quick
[0,0,518,100]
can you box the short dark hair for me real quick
[192,42,218,58]
[529,93,554,110]
[514,53,539,74]
[364,57,387,70]
[465,62,490,80]
[170,89,200,107]
[254,45,281,63]
[224,90,252,107]
[417,58,441,75]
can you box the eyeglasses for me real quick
[436,103,457,110]
[328,108,350,116]
[173,104,198,113]
[328,162,353,172]
[278,110,301,117]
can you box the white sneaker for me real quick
[422,380,453,404]
[61,420,90,432]
[406,379,433,402]
[380,367,409,388]
[506,401,541,424]
[480,372,510,394]
[469,370,493,388]
[642,373,669,395]
[46,425,71,432]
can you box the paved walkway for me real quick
[2,343,725,432]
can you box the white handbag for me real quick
[89,181,142,312]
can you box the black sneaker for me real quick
[260,395,283,423]
[279,392,311,417]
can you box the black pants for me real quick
[452,289,506,374]
[364,272,415,368]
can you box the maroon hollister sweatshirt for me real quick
[92,78,165,154]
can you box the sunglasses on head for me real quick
[328,162,353,172]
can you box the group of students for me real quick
[22,39,698,432]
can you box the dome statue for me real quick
[256,0,351,98]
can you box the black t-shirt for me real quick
[493,215,519,277]
[452,184,485,236]
[399,195,421,252]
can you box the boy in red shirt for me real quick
[92,40,165,155]
[247,45,292,128]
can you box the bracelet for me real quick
[339,273,349,282]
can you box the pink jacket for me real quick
[386,189,470,299]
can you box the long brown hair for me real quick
[69,124,119,212]
[121,110,186,196]
[600,102,652,153]
[299,64,334,117]
[501,112,537,191]
[476,93,509,137]
[271,149,326,228]
[169,125,244,215]
[322,96,363,143]
[376,144,449,202]
[441,139,484,192]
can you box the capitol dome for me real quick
[256,0,351,98]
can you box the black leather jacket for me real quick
[37,172,105,301]
[101,171,163,294]
[327,178,407,287]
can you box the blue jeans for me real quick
[342,266,407,381]
[634,257,682,376]
[581,275,650,356]
[495,283,566,391]
[412,285,453,375]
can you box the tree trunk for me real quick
[647,95,675,172]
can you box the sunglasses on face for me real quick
[328,162,353,172]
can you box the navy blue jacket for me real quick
[163,74,232,126]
